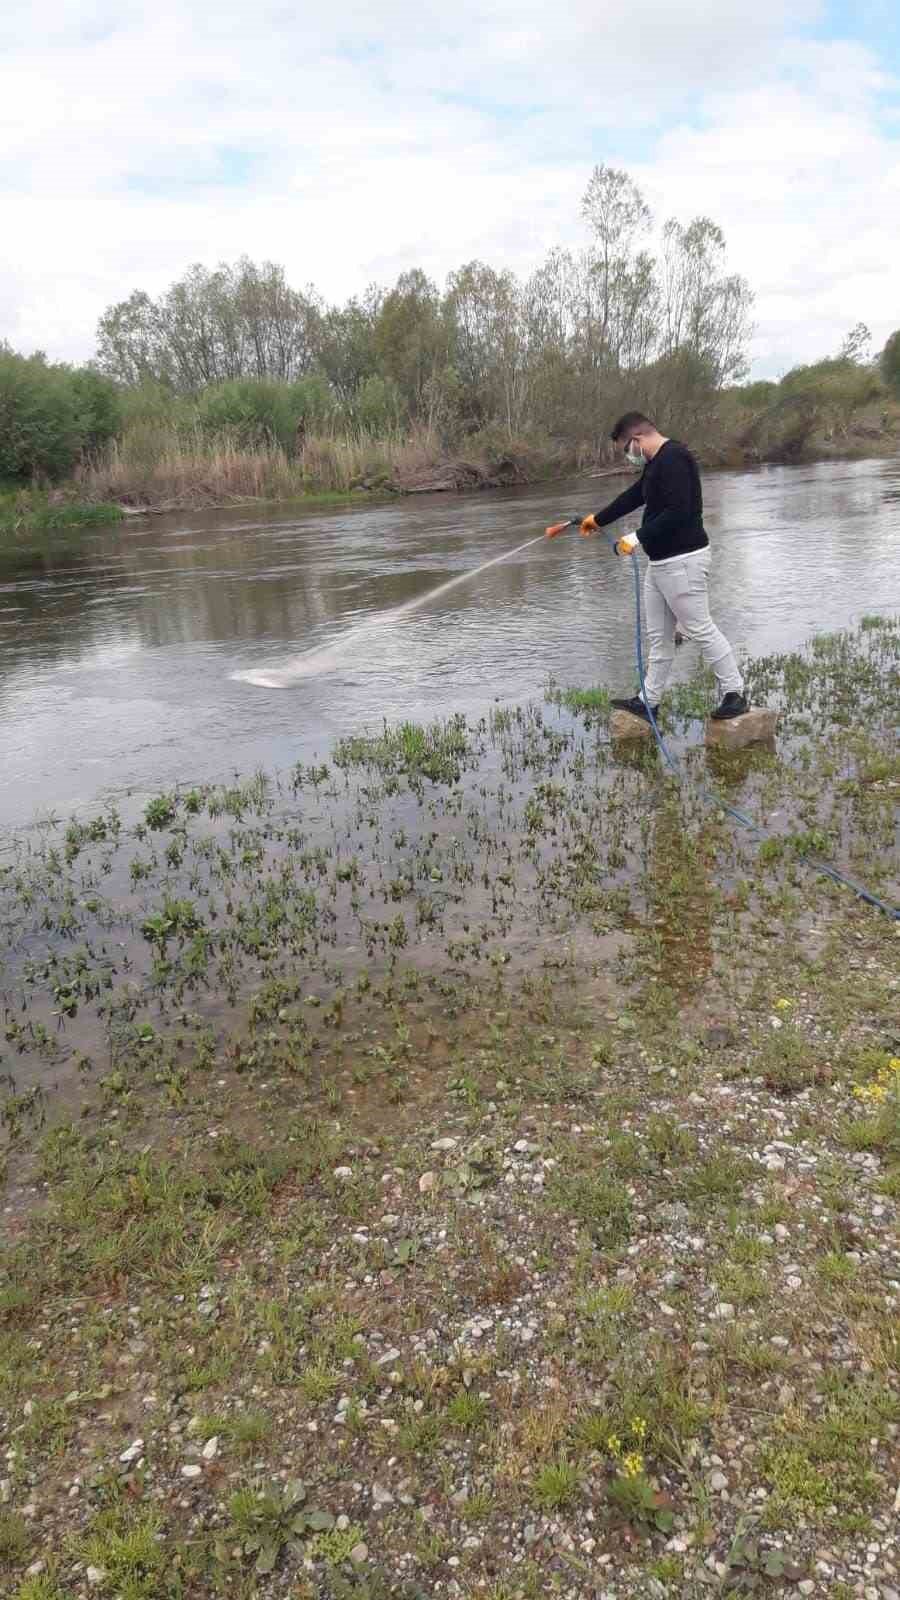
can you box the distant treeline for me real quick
[2,166,899,495]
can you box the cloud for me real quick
[1,1,897,376]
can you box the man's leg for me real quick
[654,551,743,698]
[641,559,678,705]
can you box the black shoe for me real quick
[611,695,659,723]
[711,692,749,721]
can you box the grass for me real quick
[0,617,897,1595]
[333,715,474,782]
[546,682,611,719]
[0,488,123,536]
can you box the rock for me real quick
[333,1166,353,1181]
[712,1302,735,1321]
[350,1542,369,1564]
[181,1463,202,1478]
[419,1171,437,1193]
[610,709,654,742]
[201,1436,219,1460]
[431,1137,458,1151]
[705,706,778,750]
[710,1471,728,1492]
[372,1482,394,1508]
[119,1439,144,1464]
[86,1568,106,1587]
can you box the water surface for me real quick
[1,459,898,828]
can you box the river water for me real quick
[1,458,898,830]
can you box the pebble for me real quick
[181,1463,202,1478]
[431,1137,458,1151]
[798,1584,814,1596]
[86,1569,105,1587]
[419,1171,437,1193]
[712,1302,735,1321]
[709,1471,728,1492]
[350,1543,368,1564]
[201,1436,219,1460]
[372,1482,394,1508]
[118,1439,144,1464]
[333,1166,353,1181]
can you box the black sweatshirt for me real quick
[593,439,709,563]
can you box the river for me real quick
[1,458,898,829]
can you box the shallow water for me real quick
[1,458,898,828]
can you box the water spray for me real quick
[231,531,548,688]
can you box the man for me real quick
[580,411,748,722]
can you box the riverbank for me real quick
[1,619,897,1599]
[0,490,125,537]
[7,421,897,535]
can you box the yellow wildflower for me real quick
[622,1451,645,1478]
[630,1415,648,1442]
[853,1057,900,1105]
[774,998,793,1011]
[607,1434,622,1458]
[853,1082,888,1104]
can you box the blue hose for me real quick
[620,539,900,923]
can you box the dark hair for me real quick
[610,411,654,442]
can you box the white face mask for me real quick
[625,441,645,468]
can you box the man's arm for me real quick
[635,451,694,560]
[593,479,644,526]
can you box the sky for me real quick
[1,0,898,379]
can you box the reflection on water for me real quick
[0,459,898,828]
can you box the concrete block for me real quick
[705,707,778,751]
[610,709,654,742]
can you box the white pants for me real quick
[641,548,743,706]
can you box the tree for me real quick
[311,290,381,408]
[839,322,871,364]
[879,329,900,397]
[580,165,652,369]
[661,217,753,385]
[445,262,527,435]
[371,270,449,425]
[96,260,321,391]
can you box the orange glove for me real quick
[579,514,598,538]
[614,532,639,557]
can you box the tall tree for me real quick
[580,164,653,368]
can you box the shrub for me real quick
[0,348,82,480]
[195,378,299,452]
[0,347,121,482]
